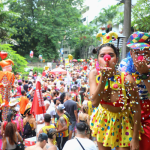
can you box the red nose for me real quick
[104,54,111,62]
[138,55,144,61]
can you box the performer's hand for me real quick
[130,138,139,150]
[134,60,149,74]
[99,67,112,79]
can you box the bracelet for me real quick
[139,72,150,80]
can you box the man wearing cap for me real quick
[119,31,150,150]
[25,133,48,150]
[56,104,69,150]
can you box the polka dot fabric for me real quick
[90,105,143,149]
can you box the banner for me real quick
[30,80,46,115]
[65,59,69,67]
[60,48,63,55]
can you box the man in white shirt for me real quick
[63,122,97,150]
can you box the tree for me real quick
[132,0,150,31]
[0,44,28,74]
[93,5,119,27]
[67,24,99,59]
[0,0,27,73]
[9,0,84,61]
[0,0,19,42]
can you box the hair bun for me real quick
[92,47,100,54]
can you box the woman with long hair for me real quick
[2,122,22,150]
[89,33,142,150]
[59,92,66,104]
[78,105,90,126]
[1,112,17,138]
[23,105,36,139]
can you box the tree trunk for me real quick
[122,0,131,59]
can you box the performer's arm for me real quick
[143,77,150,94]
[125,75,141,150]
[89,67,112,107]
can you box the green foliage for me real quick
[33,67,43,74]
[93,5,118,26]
[132,0,150,31]
[0,43,28,74]
[24,54,39,63]
[67,24,99,58]
[21,71,29,80]
[9,0,84,60]
[0,0,20,41]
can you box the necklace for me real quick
[132,72,141,84]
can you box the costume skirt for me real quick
[139,100,150,150]
[90,104,143,149]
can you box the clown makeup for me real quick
[130,48,150,64]
[98,46,118,70]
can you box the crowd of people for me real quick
[0,31,150,150]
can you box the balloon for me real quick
[30,51,33,58]
[68,54,73,60]
[83,66,87,71]
[39,55,42,60]
[0,51,8,60]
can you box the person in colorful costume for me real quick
[89,31,142,150]
[0,55,15,121]
[119,31,150,150]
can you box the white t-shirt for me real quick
[47,106,56,118]
[45,100,56,117]
[63,137,97,150]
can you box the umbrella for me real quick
[49,68,67,74]
[72,59,77,62]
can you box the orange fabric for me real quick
[0,71,15,84]
[19,96,29,114]
[0,59,14,68]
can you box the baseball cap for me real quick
[56,104,65,110]
[127,31,150,50]
[38,133,48,141]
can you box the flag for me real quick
[30,79,46,115]
[65,59,69,67]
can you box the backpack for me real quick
[64,111,72,124]
[23,122,32,136]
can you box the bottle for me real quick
[55,118,57,125]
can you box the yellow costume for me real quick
[90,72,143,148]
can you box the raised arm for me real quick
[89,69,106,107]
[125,74,141,150]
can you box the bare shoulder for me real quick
[31,117,36,121]
[25,145,42,150]
[44,144,57,150]
[125,74,135,84]
[48,145,57,150]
